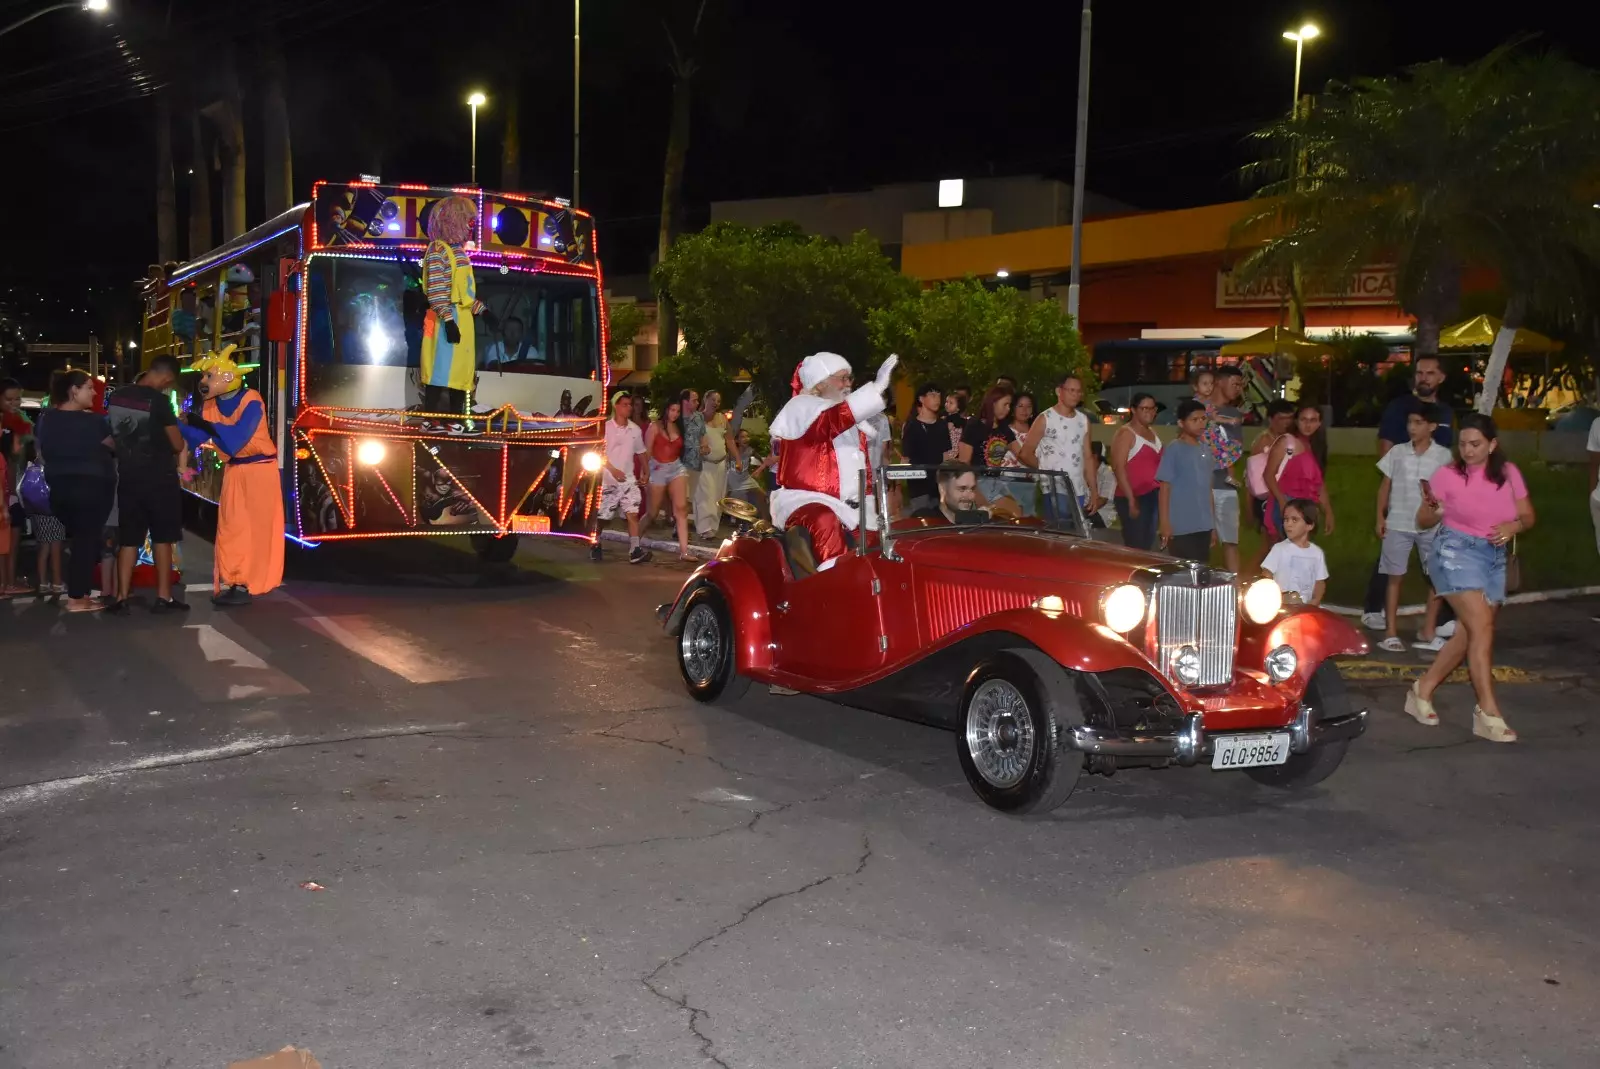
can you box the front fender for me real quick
[660,558,775,676]
[1240,607,1369,692]
[958,607,1154,675]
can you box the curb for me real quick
[599,528,718,560]
[1325,584,1600,618]
[1337,659,1573,685]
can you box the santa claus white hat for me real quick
[792,351,852,394]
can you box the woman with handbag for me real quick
[1407,414,1534,743]
[33,370,115,612]
[19,442,65,596]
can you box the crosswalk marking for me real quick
[131,624,310,702]
[294,614,479,684]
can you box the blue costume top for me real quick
[181,391,267,460]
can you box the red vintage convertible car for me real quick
[659,464,1368,814]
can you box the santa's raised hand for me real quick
[874,354,900,393]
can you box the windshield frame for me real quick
[872,463,1092,559]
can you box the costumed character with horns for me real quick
[768,351,898,573]
[181,345,283,606]
[419,195,485,431]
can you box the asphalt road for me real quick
[2,535,1597,1069]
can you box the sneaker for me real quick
[627,546,651,564]
[1377,636,1406,653]
[1436,620,1457,639]
[105,599,130,616]
[1360,612,1386,631]
[211,585,252,607]
[1412,635,1446,652]
[150,597,191,614]
[589,543,604,563]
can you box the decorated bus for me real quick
[139,180,612,561]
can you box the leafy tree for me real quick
[1235,44,1600,412]
[603,299,648,364]
[653,222,916,407]
[869,278,1092,402]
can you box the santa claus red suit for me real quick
[769,351,899,571]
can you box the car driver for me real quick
[912,466,990,525]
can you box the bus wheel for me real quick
[471,533,519,564]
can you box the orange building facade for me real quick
[898,200,1414,348]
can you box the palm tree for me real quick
[1234,45,1600,412]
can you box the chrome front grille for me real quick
[1153,574,1237,687]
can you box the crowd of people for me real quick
[593,353,1552,745]
[1,360,192,614]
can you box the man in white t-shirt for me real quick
[596,392,650,564]
[1588,414,1600,621]
[1375,403,1453,651]
[1021,371,1100,523]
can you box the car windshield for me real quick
[875,464,1096,543]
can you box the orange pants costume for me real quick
[215,460,284,595]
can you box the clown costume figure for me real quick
[181,346,284,605]
[769,351,899,573]
[419,195,485,431]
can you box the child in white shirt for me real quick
[1261,497,1329,606]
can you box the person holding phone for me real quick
[1407,414,1534,743]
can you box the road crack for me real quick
[0,723,468,805]
[640,832,873,1068]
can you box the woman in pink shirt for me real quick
[1408,414,1536,743]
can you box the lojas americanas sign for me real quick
[1216,265,1398,309]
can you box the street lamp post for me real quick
[0,0,108,39]
[1065,0,1092,321]
[1281,23,1319,116]
[467,91,487,185]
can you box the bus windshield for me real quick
[305,255,603,418]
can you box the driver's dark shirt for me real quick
[910,506,987,525]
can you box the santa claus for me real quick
[769,350,899,572]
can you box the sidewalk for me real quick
[1341,594,1600,683]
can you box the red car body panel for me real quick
[667,522,1367,731]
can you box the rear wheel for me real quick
[1246,662,1352,789]
[956,654,1081,814]
[471,533,519,563]
[677,586,751,704]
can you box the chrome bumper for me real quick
[1067,704,1369,767]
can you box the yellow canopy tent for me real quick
[1437,314,1563,353]
[1218,326,1338,359]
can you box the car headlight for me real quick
[1102,583,1146,634]
[356,439,386,466]
[580,451,604,473]
[1171,645,1202,686]
[1243,577,1283,624]
[1266,644,1298,682]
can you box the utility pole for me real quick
[1066,0,1091,321]
[572,0,581,207]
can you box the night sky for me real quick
[4,0,1600,335]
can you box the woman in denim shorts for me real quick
[1407,415,1535,743]
[644,398,693,562]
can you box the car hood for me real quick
[892,528,1175,588]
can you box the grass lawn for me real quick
[1215,457,1600,606]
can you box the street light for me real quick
[1,0,109,38]
[466,91,487,185]
[1282,23,1320,115]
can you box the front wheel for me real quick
[955,654,1081,815]
[676,586,752,704]
[1246,662,1352,789]
[471,533,519,563]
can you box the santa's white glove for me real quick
[874,353,899,393]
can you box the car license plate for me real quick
[1210,732,1290,770]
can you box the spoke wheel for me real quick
[955,654,1081,815]
[680,603,722,689]
[675,586,751,704]
[965,679,1036,789]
